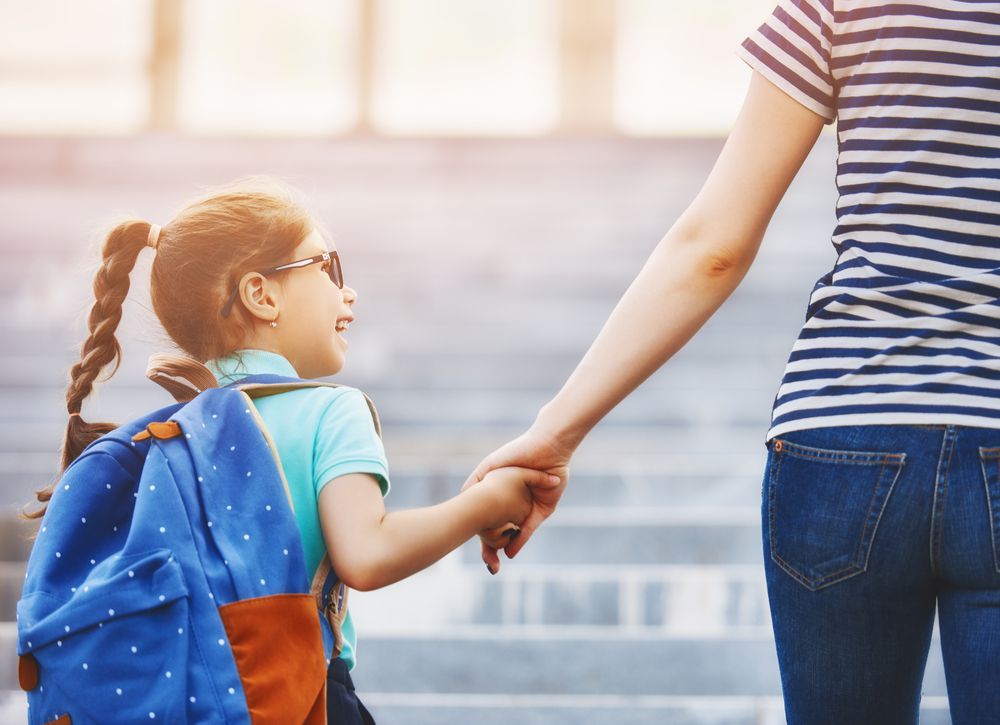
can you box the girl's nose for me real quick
[343,285,358,305]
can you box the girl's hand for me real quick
[463,426,573,574]
[476,465,562,534]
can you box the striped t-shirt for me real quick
[737,0,1000,443]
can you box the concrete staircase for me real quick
[0,136,953,723]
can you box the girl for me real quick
[27,178,559,723]
[465,1,1000,722]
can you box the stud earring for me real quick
[270,320,277,328]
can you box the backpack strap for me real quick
[235,378,382,438]
[310,557,349,659]
[231,374,381,662]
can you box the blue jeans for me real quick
[763,424,1000,725]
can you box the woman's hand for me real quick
[463,425,573,574]
[474,465,563,550]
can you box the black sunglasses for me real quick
[221,250,343,318]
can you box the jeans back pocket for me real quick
[767,437,906,591]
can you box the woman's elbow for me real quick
[667,209,762,278]
[700,246,754,278]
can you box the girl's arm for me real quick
[318,467,558,589]
[465,72,828,571]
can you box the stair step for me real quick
[348,631,948,698]
[364,694,789,725]
[360,694,953,725]
[1,557,773,632]
[0,691,956,725]
[388,470,764,509]
[0,418,770,457]
[0,692,25,724]
[0,385,776,428]
[0,352,790,397]
[1,461,771,518]
[0,623,943,699]
[457,519,764,567]
[0,521,35,564]
[350,561,769,631]
[0,564,26,622]
[0,327,797,381]
[0,423,773,513]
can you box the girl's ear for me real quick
[238,272,281,323]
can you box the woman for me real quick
[467,1,1000,722]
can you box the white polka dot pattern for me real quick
[17,380,338,722]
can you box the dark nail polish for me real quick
[502,527,519,538]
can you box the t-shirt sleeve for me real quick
[313,388,390,497]
[736,0,836,123]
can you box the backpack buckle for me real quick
[325,580,346,617]
[132,421,183,442]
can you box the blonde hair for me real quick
[25,178,315,520]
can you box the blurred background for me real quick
[0,1,952,723]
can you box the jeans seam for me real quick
[930,426,956,577]
[978,448,1000,575]
[854,461,887,564]
[774,439,904,466]
[864,456,905,575]
[767,445,784,581]
[771,550,863,591]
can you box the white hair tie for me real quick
[147,224,161,250]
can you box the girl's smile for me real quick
[236,228,358,379]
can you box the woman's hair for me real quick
[24,177,315,520]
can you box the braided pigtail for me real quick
[23,220,152,520]
[23,178,318,522]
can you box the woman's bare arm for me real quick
[465,72,828,571]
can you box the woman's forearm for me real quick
[535,223,756,451]
[530,73,825,455]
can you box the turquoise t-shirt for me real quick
[206,349,390,671]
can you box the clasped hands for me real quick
[462,425,573,575]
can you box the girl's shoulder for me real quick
[249,380,372,404]
[257,383,381,437]
[299,383,376,412]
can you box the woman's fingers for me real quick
[504,470,566,559]
[517,467,563,489]
[480,523,520,551]
[504,509,543,559]
[481,538,502,574]
[461,435,538,490]
[481,523,521,573]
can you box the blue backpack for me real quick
[16,374,380,725]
